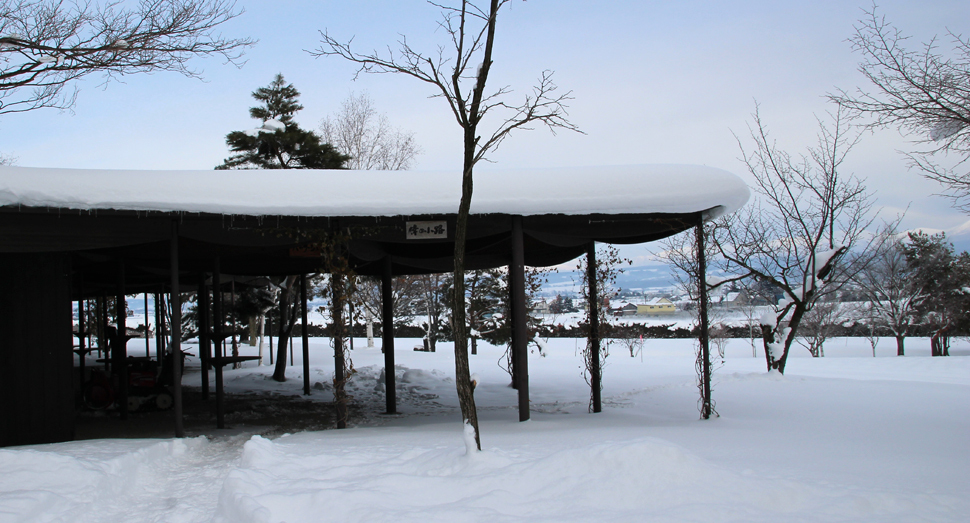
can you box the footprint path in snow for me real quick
[93,435,250,523]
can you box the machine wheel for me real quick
[155,392,173,410]
[82,382,114,410]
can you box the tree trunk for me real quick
[272,276,298,381]
[761,324,779,372]
[895,335,904,356]
[930,329,949,357]
[428,327,437,352]
[932,332,951,356]
[452,162,480,450]
[332,273,348,428]
[451,0,501,452]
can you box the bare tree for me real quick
[830,5,970,209]
[314,0,579,449]
[577,243,629,412]
[709,323,729,362]
[320,91,421,351]
[735,284,768,357]
[795,299,842,358]
[710,103,881,374]
[353,274,420,335]
[320,92,421,170]
[658,224,721,417]
[853,231,920,356]
[660,223,719,315]
[271,275,299,382]
[415,273,447,352]
[0,0,253,115]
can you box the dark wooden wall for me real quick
[0,253,75,447]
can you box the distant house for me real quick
[713,290,764,308]
[637,297,676,315]
[613,302,639,317]
[534,299,551,314]
[726,290,750,307]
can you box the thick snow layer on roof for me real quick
[0,164,749,218]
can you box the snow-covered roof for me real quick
[0,164,749,218]
[644,297,673,305]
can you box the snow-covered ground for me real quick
[2,336,968,522]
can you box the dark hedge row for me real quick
[273,321,969,340]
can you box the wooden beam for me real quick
[382,257,396,414]
[170,221,185,437]
[696,220,712,419]
[144,292,150,358]
[332,273,347,429]
[587,242,602,413]
[212,258,225,429]
[198,274,210,400]
[510,216,530,421]
[301,274,310,396]
[115,260,128,420]
[75,279,87,391]
[154,290,164,366]
[99,293,108,366]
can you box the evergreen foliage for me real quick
[548,294,577,314]
[902,232,970,356]
[444,269,505,346]
[217,74,349,170]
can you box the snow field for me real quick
[2,337,968,522]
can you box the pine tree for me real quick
[902,232,970,356]
[217,74,349,170]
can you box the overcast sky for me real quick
[3,0,969,251]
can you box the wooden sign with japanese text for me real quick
[406,221,447,240]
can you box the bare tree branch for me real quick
[829,4,970,209]
[320,91,421,170]
[311,0,580,450]
[0,0,254,115]
[711,102,884,373]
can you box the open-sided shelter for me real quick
[0,164,748,446]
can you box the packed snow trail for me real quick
[0,435,249,523]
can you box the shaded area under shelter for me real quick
[0,164,748,446]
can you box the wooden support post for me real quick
[212,258,225,429]
[76,290,86,392]
[115,260,128,420]
[198,274,210,400]
[332,273,347,429]
[144,293,150,357]
[231,278,239,369]
[301,274,311,396]
[382,257,396,414]
[170,221,185,437]
[99,294,107,365]
[348,301,354,352]
[154,291,164,365]
[508,273,518,389]
[587,242,602,414]
[510,216,530,421]
[696,221,713,420]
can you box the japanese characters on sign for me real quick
[406,221,447,240]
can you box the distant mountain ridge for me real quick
[541,259,677,296]
[904,219,970,253]
[538,219,970,296]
